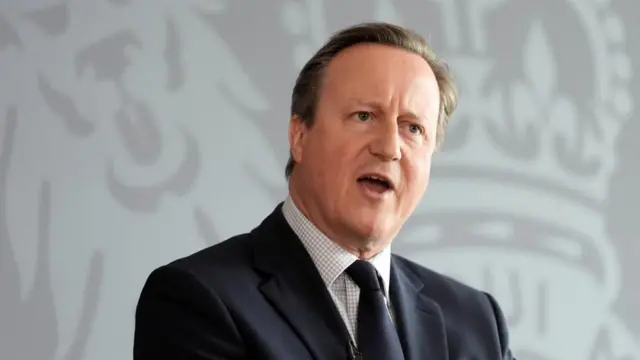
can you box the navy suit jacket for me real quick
[134,203,515,359]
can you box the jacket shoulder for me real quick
[147,232,257,293]
[392,254,512,355]
[392,254,484,297]
[392,254,502,325]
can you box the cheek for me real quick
[318,135,359,172]
[402,157,432,195]
[307,135,352,186]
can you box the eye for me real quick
[408,123,424,135]
[356,112,371,121]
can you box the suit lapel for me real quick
[390,257,449,360]
[251,204,350,360]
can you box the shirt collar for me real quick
[281,196,391,296]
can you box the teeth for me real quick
[366,175,388,185]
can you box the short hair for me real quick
[285,22,458,179]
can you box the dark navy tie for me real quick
[346,260,405,360]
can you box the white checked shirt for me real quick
[281,196,393,343]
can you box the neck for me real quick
[287,178,388,259]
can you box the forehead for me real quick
[320,43,438,104]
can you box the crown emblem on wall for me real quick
[416,0,631,292]
[430,0,631,201]
[383,1,634,356]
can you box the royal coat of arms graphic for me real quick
[4,0,632,359]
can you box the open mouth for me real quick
[357,175,393,194]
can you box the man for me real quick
[134,22,516,360]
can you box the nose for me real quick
[369,120,401,161]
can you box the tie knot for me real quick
[346,260,381,291]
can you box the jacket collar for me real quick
[252,203,351,360]
[390,256,449,360]
[251,203,448,360]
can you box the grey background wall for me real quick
[0,0,638,359]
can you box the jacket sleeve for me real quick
[133,264,246,360]
[485,292,517,360]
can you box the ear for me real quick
[288,114,308,164]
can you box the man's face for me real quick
[289,43,440,254]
